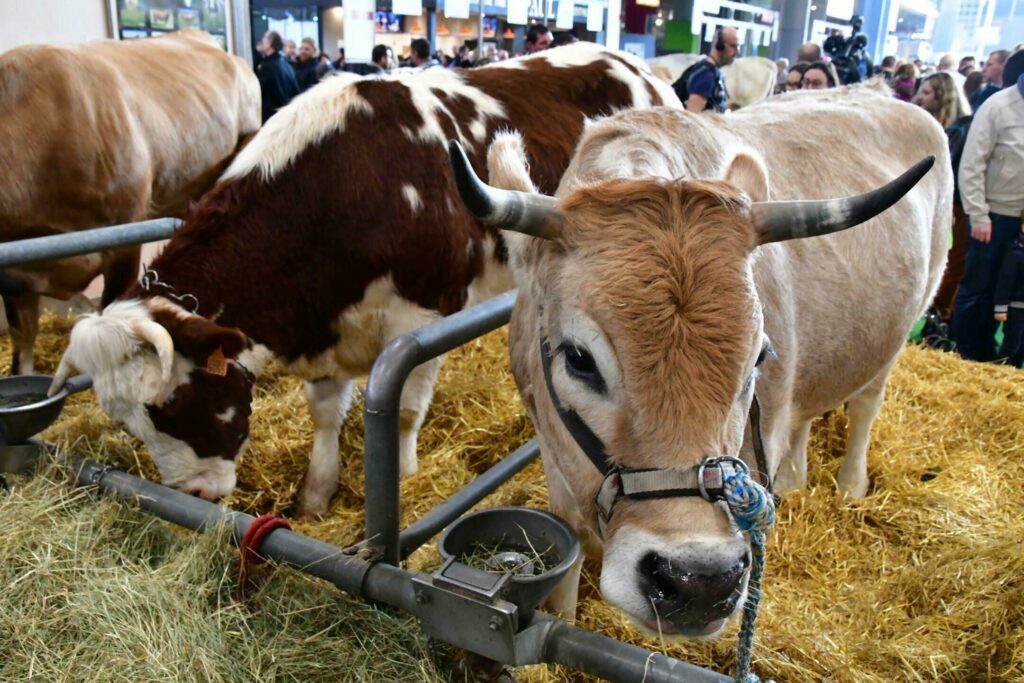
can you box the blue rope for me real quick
[724,469,776,683]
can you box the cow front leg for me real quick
[3,292,40,375]
[398,356,443,477]
[298,377,356,517]
[773,419,812,493]
[101,245,142,306]
[837,367,892,499]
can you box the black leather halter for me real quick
[540,337,773,535]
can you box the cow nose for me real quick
[638,549,750,627]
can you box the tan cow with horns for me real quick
[449,82,951,635]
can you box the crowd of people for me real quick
[672,25,1023,368]
[253,25,570,122]
[255,23,1023,368]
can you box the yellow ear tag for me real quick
[206,347,228,376]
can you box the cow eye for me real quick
[165,392,176,406]
[560,343,606,394]
[755,341,776,367]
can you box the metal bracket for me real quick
[411,559,520,663]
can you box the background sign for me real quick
[111,0,228,48]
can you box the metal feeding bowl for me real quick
[0,374,92,446]
[438,506,580,615]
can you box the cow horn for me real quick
[750,156,935,244]
[448,140,562,239]
[132,320,175,388]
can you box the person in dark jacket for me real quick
[256,31,299,123]
[994,224,1024,367]
[969,49,1008,111]
[672,26,738,113]
[292,37,321,93]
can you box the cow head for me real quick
[450,135,932,637]
[50,298,260,501]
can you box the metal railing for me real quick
[363,290,521,566]
[0,218,731,681]
[0,218,181,267]
[70,457,730,683]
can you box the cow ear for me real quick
[166,316,247,363]
[723,151,770,203]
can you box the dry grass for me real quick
[3,312,1023,682]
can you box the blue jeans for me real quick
[951,214,1021,362]
[999,311,1024,368]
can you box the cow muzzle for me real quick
[637,542,751,637]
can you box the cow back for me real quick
[145,43,679,363]
[0,30,259,229]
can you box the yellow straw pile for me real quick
[13,311,1024,682]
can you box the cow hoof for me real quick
[399,453,419,478]
[297,494,330,519]
[837,473,869,500]
[772,462,805,493]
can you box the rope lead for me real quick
[724,470,776,683]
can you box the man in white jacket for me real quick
[952,52,1024,361]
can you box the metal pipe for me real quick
[537,615,733,683]
[364,290,516,565]
[399,439,540,559]
[0,218,181,267]
[68,456,727,681]
[70,457,372,596]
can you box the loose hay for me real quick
[4,311,1023,682]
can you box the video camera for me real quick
[823,15,872,85]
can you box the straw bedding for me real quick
[2,311,1022,682]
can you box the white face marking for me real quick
[59,298,239,499]
[216,406,237,423]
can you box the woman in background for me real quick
[914,71,974,326]
[893,62,918,102]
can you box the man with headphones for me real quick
[672,26,739,113]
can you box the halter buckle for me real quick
[697,456,748,502]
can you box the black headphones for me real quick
[714,28,725,52]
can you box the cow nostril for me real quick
[739,549,751,571]
[640,552,684,602]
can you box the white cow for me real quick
[450,82,951,636]
[646,53,777,108]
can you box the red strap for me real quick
[236,514,292,601]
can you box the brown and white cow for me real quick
[450,82,951,635]
[0,30,260,373]
[50,43,680,515]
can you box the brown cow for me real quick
[0,30,260,373]
[50,43,681,516]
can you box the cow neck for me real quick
[139,267,201,315]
